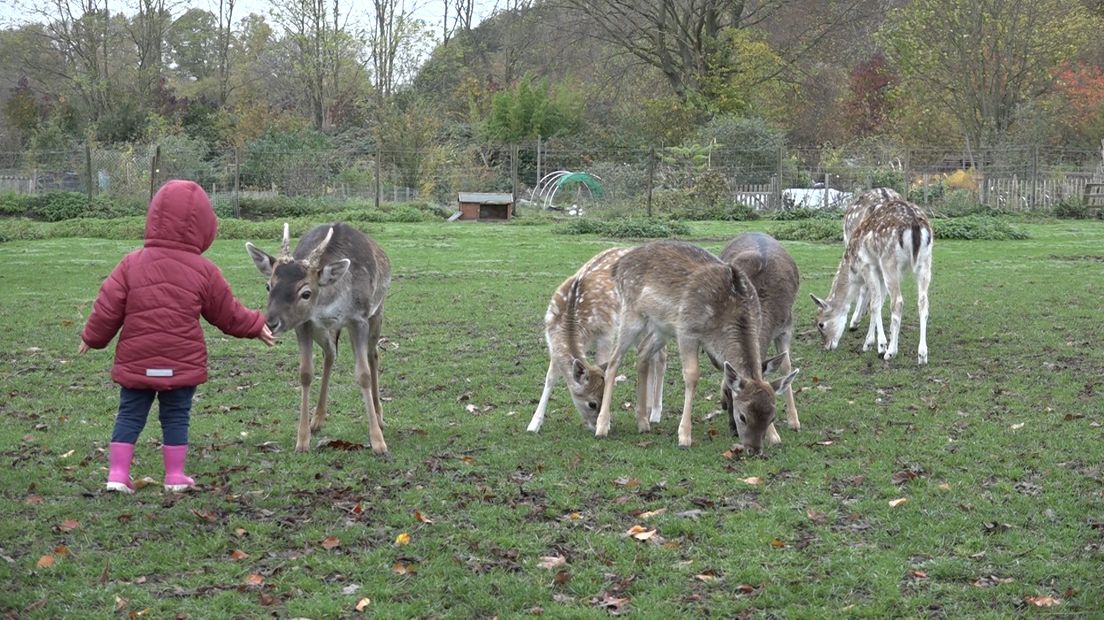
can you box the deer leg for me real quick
[528,360,558,433]
[595,318,642,438]
[849,284,867,331]
[350,325,388,456]
[295,326,315,452]
[649,347,667,424]
[916,252,932,365]
[367,310,385,427]
[310,331,337,433]
[883,262,905,361]
[676,338,700,448]
[863,264,887,356]
[775,328,800,432]
[635,359,652,433]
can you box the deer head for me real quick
[811,293,849,350]
[245,223,349,335]
[720,360,798,455]
[566,358,607,429]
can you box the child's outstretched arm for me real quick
[81,258,130,350]
[202,266,269,342]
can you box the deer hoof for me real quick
[295,442,311,453]
[637,421,651,433]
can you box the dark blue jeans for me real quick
[111,386,196,446]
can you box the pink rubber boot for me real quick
[106,442,136,494]
[162,444,195,492]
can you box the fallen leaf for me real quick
[99,561,110,585]
[891,469,920,485]
[316,438,365,451]
[1010,422,1025,430]
[355,597,371,612]
[937,482,951,491]
[537,556,567,570]
[971,575,1014,588]
[25,495,44,505]
[53,545,69,556]
[625,525,657,541]
[59,519,80,532]
[1024,591,1059,604]
[60,449,75,458]
[230,549,249,560]
[132,477,157,490]
[413,510,433,524]
[553,570,571,586]
[736,584,758,595]
[115,595,128,611]
[806,510,828,524]
[244,573,264,586]
[395,532,412,545]
[259,593,277,606]
[614,476,640,489]
[695,570,720,582]
[593,593,630,615]
[392,561,416,575]
[740,476,764,485]
[815,440,834,446]
[321,536,341,550]
[461,455,475,465]
[36,555,55,568]
[190,510,217,523]
[769,538,786,549]
[638,508,667,520]
[911,570,928,579]
[234,527,248,538]
[888,498,908,508]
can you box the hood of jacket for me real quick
[144,180,217,253]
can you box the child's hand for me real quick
[259,325,276,347]
[78,340,90,354]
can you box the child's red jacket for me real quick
[81,180,265,390]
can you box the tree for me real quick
[841,52,897,139]
[881,0,1097,148]
[483,77,581,143]
[168,8,217,81]
[556,0,870,106]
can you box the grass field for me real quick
[2,219,1102,618]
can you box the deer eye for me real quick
[265,283,271,292]
[587,401,598,410]
[738,414,747,424]
[817,322,825,332]
[300,290,312,300]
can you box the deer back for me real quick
[615,240,763,377]
[847,200,931,266]
[545,247,629,360]
[843,188,904,243]
[720,233,798,352]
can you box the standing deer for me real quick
[246,223,391,454]
[720,233,801,440]
[527,247,667,433]
[812,200,933,364]
[594,241,798,454]
[841,188,904,331]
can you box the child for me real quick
[79,180,274,493]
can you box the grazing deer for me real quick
[527,248,667,433]
[720,233,801,440]
[246,223,391,454]
[841,188,904,330]
[594,241,798,454]
[812,200,933,364]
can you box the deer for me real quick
[594,240,798,455]
[720,232,801,442]
[841,187,904,331]
[246,223,391,454]
[527,247,667,433]
[812,199,933,364]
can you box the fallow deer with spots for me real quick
[720,232,801,443]
[246,223,391,454]
[841,187,904,331]
[812,200,933,364]
[528,247,667,433]
[595,241,798,454]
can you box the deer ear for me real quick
[571,358,589,383]
[729,265,746,294]
[770,369,800,395]
[810,294,828,310]
[723,361,745,393]
[761,352,786,375]
[319,258,351,286]
[246,242,275,278]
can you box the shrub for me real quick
[931,216,1029,240]
[933,188,993,217]
[558,218,690,238]
[0,219,48,242]
[770,207,842,221]
[0,192,145,221]
[1053,198,1088,219]
[769,219,843,242]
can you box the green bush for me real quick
[558,218,690,238]
[770,207,842,221]
[1053,198,1089,219]
[931,216,1030,240]
[0,192,145,221]
[933,188,993,217]
[0,219,48,242]
[769,219,843,242]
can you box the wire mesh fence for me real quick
[1,140,1100,216]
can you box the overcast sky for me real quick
[1,0,497,41]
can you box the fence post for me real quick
[233,146,241,218]
[149,144,161,201]
[511,144,519,209]
[84,144,93,206]
[903,147,911,197]
[646,146,656,218]
[776,145,785,209]
[536,135,542,187]
[374,147,382,210]
[1030,145,1039,209]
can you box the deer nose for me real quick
[266,318,281,333]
